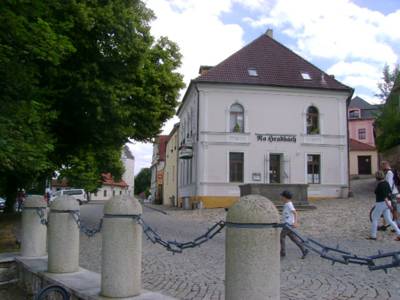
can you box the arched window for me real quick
[230,103,244,133]
[306,106,320,135]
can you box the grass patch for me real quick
[0,213,21,253]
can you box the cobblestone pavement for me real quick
[79,178,400,300]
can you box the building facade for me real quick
[163,123,179,206]
[150,135,169,204]
[177,30,353,208]
[348,97,379,176]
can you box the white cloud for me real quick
[146,0,245,85]
[327,61,382,92]
[244,0,399,64]
[133,1,245,171]
[356,93,380,105]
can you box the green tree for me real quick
[134,168,151,196]
[375,75,400,151]
[0,0,184,211]
[375,64,400,102]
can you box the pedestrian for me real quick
[16,189,25,212]
[382,161,399,222]
[280,190,308,258]
[368,171,400,241]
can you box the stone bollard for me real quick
[225,194,280,300]
[101,195,143,298]
[48,196,80,273]
[21,195,48,257]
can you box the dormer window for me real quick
[301,72,311,80]
[248,68,258,77]
[349,109,360,119]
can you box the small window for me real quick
[230,103,244,133]
[103,190,107,197]
[358,128,366,140]
[113,190,115,196]
[301,72,311,80]
[307,154,320,184]
[120,190,122,195]
[306,106,320,135]
[229,152,244,182]
[94,191,98,197]
[248,68,258,76]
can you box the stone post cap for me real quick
[50,195,79,211]
[104,195,142,215]
[24,195,47,208]
[227,194,279,224]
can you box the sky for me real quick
[130,0,400,175]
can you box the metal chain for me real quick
[138,217,225,254]
[29,208,399,272]
[69,211,103,237]
[283,224,400,272]
[35,207,48,226]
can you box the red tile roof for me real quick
[349,139,376,151]
[195,33,352,92]
[51,179,69,188]
[101,173,128,188]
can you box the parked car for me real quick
[50,189,87,205]
[0,197,6,211]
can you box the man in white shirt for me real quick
[280,190,308,259]
[381,161,399,223]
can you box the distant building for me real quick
[163,123,180,206]
[150,135,170,204]
[51,145,135,201]
[177,29,353,208]
[90,173,128,201]
[348,96,380,176]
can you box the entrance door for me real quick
[358,156,372,175]
[269,154,282,183]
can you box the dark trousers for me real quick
[280,226,305,256]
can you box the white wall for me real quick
[179,83,350,199]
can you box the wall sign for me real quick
[179,145,193,159]
[256,134,296,143]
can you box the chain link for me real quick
[283,224,400,272]
[69,211,103,237]
[138,217,225,254]
[30,208,400,272]
[35,207,48,226]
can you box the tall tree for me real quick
[134,168,151,196]
[0,0,184,211]
[375,64,400,102]
[375,74,400,151]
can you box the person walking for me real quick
[280,190,308,258]
[382,161,399,222]
[368,171,400,241]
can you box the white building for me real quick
[177,30,353,208]
[90,145,135,201]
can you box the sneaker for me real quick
[366,237,377,241]
[378,225,388,231]
[301,249,309,259]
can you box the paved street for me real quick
[79,178,400,300]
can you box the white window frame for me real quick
[305,152,322,184]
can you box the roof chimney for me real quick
[199,65,213,76]
[266,28,273,38]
